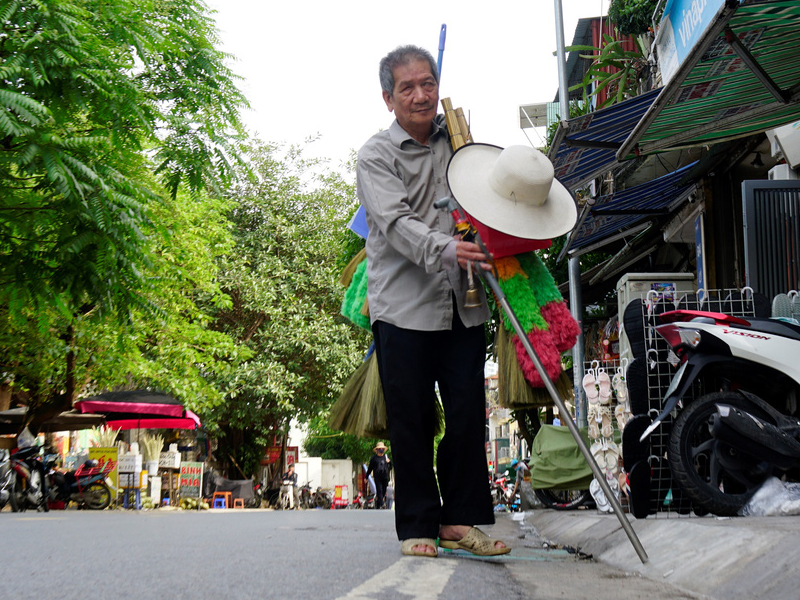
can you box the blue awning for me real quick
[547,89,661,192]
[565,161,698,256]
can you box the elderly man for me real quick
[356,45,509,557]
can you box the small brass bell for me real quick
[464,261,482,308]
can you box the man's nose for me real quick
[411,86,428,102]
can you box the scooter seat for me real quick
[736,317,800,341]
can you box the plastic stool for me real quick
[162,498,170,507]
[123,489,141,510]
[233,498,245,509]
[212,492,233,508]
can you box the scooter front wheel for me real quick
[533,488,592,510]
[668,391,774,516]
[82,482,112,510]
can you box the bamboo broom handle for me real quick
[441,97,465,151]
[455,107,473,144]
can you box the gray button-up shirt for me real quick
[356,115,490,331]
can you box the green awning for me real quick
[618,0,800,159]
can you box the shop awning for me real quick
[618,0,800,159]
[564,161,698,256]
[547,89,660,192]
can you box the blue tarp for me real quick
[566,161,698,254]
[548,89,661,192]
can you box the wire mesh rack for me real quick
[630,287,760,518]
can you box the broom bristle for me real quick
[497,322,574,409]
[338,248,367,288]
[328,357,371,432]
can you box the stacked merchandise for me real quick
[583,361,631,512]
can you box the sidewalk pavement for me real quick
[514,508,800,600]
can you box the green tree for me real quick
[568,34,648,109]
[0,0,248,426]
[608,0,663,36]
[205,142,370,479]
[0,187,242,429]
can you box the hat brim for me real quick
[447,143,578,240]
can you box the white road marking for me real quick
[336,556,457,600]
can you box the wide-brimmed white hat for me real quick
[447,143,577,240]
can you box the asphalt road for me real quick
[0,507,702,600]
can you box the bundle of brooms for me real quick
[329,249,446,439]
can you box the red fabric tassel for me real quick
[513,329,563,388]
[540,301,581,352]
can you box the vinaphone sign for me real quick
[655,0,723,84]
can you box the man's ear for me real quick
[382,90,394,113]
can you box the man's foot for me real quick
[438,525,510,555]
[400,538,438,557]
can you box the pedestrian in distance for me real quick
[356,44,509,558]
[366,441,392,509]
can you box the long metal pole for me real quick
[480,268,649,564]
[554,0,587,428]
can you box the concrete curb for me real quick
[525,509,800,600]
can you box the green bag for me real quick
[530,424,593,490]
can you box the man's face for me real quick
[382,58,439,135]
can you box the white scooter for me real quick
[643,308,800,516]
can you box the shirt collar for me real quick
[389,114,448,148]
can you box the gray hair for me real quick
[379,45,439,96]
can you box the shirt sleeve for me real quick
[357,153,454,275]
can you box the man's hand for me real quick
[454,239,492,271]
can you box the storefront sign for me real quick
[656,0,724,84]
[118,454,142,473]
[179,462,203,499]
[261,446,299,465]
[158,451,180,469]
[89,447,119,492]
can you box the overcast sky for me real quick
[206,0,607,166]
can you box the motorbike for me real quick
[298,481,313,509]
[643,308,800,516]
[45,455,115,510]
[277,477,296,510]
[490,471,522,512]
[9,445,48,512]
[0,449,18,512]
[248,479,264,508]
[348,489,376,509]
[312,486,333,509]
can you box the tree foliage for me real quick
[567,34,648,109]
[0,0,249,427]
[1,0,247,321]
[204,142,370,478]
[608,0,663,36]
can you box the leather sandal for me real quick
[438,527,511,556]
[400,538,438,557]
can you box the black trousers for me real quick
[374,477,388,509]
[372,317,494,541]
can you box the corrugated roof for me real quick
[548,89,661,192]
[565,161,698,256]
[618,0,800,158]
